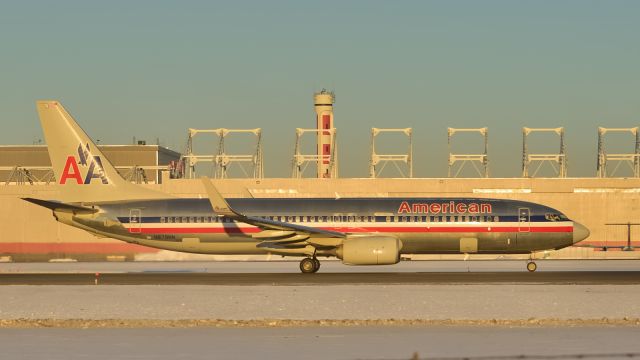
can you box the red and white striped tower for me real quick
[314,89,335,178]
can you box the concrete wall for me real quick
[1,177,640,261]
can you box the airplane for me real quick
[23,100,591,273]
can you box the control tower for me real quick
[314,89,335,178]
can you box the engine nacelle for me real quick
[336,236,402,265]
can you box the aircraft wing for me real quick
[201,178,345,251]
[242,215,345,238]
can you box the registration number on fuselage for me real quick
[151,234,177,241]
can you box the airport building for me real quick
[0,144,181,185]
[1,92,639,261]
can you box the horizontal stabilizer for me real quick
[22,198,98,214]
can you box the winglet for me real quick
[201,177,239,218]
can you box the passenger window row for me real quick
[385,215,499,223]
[158,215,500,224]
[161,216,229,224]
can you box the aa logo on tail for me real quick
[59,143,109,185]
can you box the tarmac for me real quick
[1,259,639,285]
[1,326,639,360]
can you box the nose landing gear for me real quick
[300,257,321,274]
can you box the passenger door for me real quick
[518,207,530,233]
[129,208,142,233]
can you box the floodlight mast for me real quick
[369,127,413,178]
[183,127,263,179]
[447,127,489,178]
[522,127,567,178]
[597,127,640,178]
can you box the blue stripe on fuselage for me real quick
[103,197,567,223]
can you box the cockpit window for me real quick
[545,213,565,221]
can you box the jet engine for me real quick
[336,236,402,265]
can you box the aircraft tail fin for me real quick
[36,100,171,203]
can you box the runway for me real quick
[1,270,640,285]
[1,260,639,325]
[1,260,639,285]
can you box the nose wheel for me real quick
[526,252,538,272]
[526,261,537,272]
[300,257,320,274]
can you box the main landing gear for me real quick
[300,257,321,274]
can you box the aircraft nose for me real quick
[573,222,590,244]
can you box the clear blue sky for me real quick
[1,1,639,178]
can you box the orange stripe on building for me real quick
[0,242,159,254]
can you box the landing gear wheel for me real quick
[300,258,318,274]
[526,261,537,272]
[312,258,321,272]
